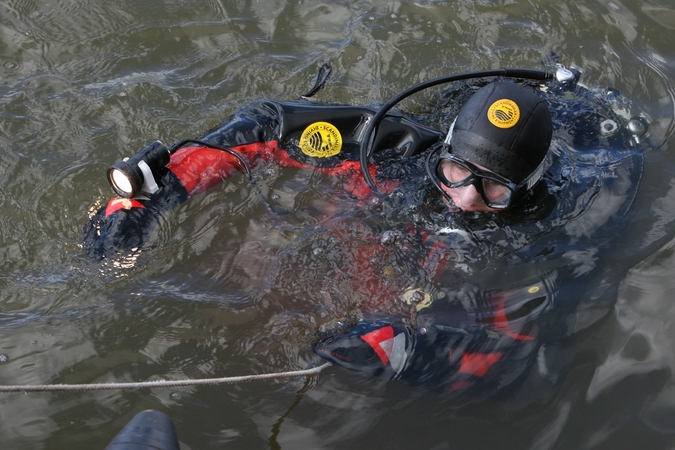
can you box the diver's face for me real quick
[443,183,501,212]
[437,158,509,213]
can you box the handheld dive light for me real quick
[106,138,255,199]
[106,140,170,198]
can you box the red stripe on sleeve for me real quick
[166,139,396,200]
[105,198,145,217]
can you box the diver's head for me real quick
[432,81,552,212]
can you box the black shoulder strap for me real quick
[301,62,333,99]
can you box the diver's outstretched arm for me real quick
[82,143,272,259]
[312,274,559,395]
[312,294,557,397]
[312,317,541,395]
[82,101,386,259]
[82,102,283,259]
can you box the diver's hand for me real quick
[83,172,187,259]
[83,198,153,259]
[312,317,538,393]
[312,319,416,380]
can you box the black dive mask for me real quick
[429,145,545,210]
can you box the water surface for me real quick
[1,0,675,448]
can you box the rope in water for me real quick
[0,362,332,393]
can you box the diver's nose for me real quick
[457,184,484,207]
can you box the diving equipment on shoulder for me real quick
[626,112,652,146]
[551,63,583,91]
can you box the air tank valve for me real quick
[554,64,582,90]
[555,67,575,83]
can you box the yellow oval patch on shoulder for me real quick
[299,122,342,158]
[487,99,520,129]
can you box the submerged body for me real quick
[84,74,644,395]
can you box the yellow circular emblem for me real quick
[487,99,520,129]
[528,286,540,294]
[299,122,342,158]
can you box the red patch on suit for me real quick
[361,326,395,366]
[491,293,536,341]
[105,198,145,217]
[458,352,503,377]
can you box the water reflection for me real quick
[1,0,675,448]
[590,236,675,434]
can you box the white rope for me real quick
[0,362,332,393]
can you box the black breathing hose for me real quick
[167,138,255,181]
[166,138,290,214]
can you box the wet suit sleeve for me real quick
[83,100,433,259]
[313,282,555,395]
[312,238,559,396]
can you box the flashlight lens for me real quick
[110,168,134,197]
[106,141,168,198]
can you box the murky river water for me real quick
[1,0,675,448]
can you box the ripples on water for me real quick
[1,0,675,448]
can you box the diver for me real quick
[83,62,647,396]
